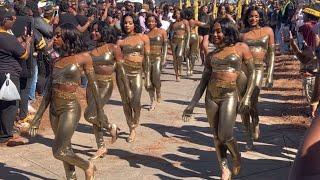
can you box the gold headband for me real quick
[303,7,320,17]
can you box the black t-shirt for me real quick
[75,14,95,49]
[75,14,88,26]
[0,31,26,78]
[58,12,80,26]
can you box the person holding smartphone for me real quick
[0,7,31,146]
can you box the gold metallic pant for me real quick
[187,33,199,76]
[171,36,185,79]
[84,76,113,149]
[120,63,143,130]
[50,93,88,180]
[205,85,240,172]
[149,54,162,102]
[238,66,264,142]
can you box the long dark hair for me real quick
[209,18,240,46]
[91,21,118,44]
[243,6,266,28]
[183,7,194,20]
[59,23,85,56]
[121,13,142,34]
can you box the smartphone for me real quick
[53,9,59,17]
[27,21,32,36]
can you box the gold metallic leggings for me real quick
[50,95,88,179]
[205,87,240,168]
[84,77,113,149]
[121,66,142,130]
[187,33,199,75]
[149,55,162,101]
[171,37,185,78]
[238,67,264,140]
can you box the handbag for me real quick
[0,73,21,101]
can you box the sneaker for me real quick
[6,135,29,147]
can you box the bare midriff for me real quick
[211,72,238,83]
[52,84,78,93]
[124,54,144,63]
[250,47,267,64]
[150,45,162,54]
[94,65,114,76]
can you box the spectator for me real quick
[279,0,295,54]
[0,7,30,146]
[139,8,148,33]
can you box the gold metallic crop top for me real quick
[244,35,269,53]
[174,22,186,31]
[149,35,163,46]
[122,42,144,56]
[92,51,114,65]
[209,54,242,73]
[52,64,81,85]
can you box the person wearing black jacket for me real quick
[12,4,46,124]
[26,0,51,103]
[0,7,31,146]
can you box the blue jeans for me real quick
[279,24,290,54]
[28,64,38,101]
[275,26,282,45]
[296,32,304,49]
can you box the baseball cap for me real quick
[0,7,14,22]
[303,2,320,18]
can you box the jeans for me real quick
[28,64,38,101]
[280,24,290,54]
[296,32,304,49]
[81,75,88,88]
[275,25,282,45]
[19,77,31,119]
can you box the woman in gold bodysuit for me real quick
[183,19,256,180]
[29,24,103,180]
[145,14,168,110]
[168,9,190,81]
[184,7,209,76]
[84,21,132,160]
[117,13,151,143]
[240,6,275,150]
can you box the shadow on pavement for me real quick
[0,162,57,180]
[140,121,306,179]
[107,149,211,179]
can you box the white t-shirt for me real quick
[161,20,170,31]
[168,12,175,23]
[296,9,304,31]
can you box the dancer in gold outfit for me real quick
[167,8,190,81]
[117,13,151,143]
[184,7,209,76]
[240,6,275,150]
[183,19,256,180]
[84,21,132,160]
[29,24,103,180]
[145,14,168,110]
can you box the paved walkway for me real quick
[0,55,308,180]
